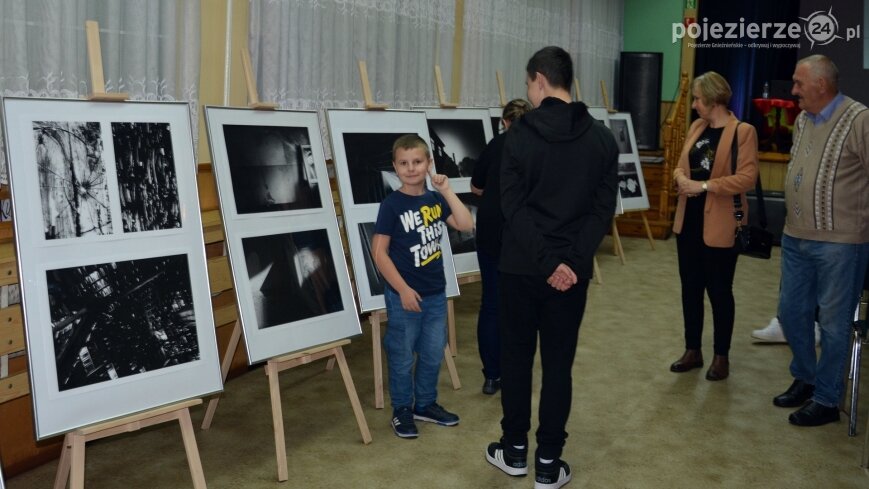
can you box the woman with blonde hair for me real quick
[669,71,759,381]
[470,98,533,394]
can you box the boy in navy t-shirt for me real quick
[372,134,473,439]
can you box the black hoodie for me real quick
[499,97,618,279]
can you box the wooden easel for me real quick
[357,60,388,110]
[266,339,372,481]
[600,79,655,254]
[573,78,582,102]
[85,21,128,101]
[53,400,206,489]
[435,65,458,108]
[367,309,461,409]
[52,21,209,489]
[600,79,616,114]
[240,48,278,110]
[496,70,507,106]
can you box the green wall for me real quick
[623,0,685,101]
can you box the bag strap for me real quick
[730,122,767,228]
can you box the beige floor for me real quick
[6,236,869,488]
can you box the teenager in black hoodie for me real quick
[485,46,618,489]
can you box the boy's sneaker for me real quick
[413,403,459,426]
[391,406,418,438]
[485,440,528,476]
[535,459,571,489]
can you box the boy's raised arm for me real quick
[432,174,474,232]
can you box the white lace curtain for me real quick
[0,0,201,183]
[461,0,623,107]
[249,0,456,110]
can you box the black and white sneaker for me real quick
[391,406,418,439]
[485,440,528,476]
[535,459,571,489]
[413,403,459,426]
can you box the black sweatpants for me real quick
[498,272,589,461]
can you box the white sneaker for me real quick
[751,317,787,343]
[750,317,821,346]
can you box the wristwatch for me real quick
[701,181,708,191]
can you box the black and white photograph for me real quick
[357,222,386,296]
[426,119,487,178]
[489,107,503,137]
[618,161,644,199]
[447,192,480,255]
[112,122,182,232]
[48,254,199,392]
[242,229,344,330]
[610,118,632,154]
[34,121,113,240]
[341,132,406,205]
[223,125,322,214]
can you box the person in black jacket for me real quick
[484,46,618,489]
[470,98,532,396]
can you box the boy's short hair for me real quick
[526,46,573,91]
[392,134,431,161]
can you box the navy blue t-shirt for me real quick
[374,189,452,296]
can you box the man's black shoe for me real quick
[773,379,814,407]
[788,401,840,427]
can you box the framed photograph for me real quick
[609,112,650,211]
[1,98,222,440]
[204,107,360,363]
[417,107,494,274]
[488,107,503,136]
[326,109,460,312]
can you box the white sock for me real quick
[512,445,525,450]
[539,458,554,464]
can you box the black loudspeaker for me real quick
[618,52,663,151]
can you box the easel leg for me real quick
[593,256,603,285]
[612,221,626,265]
[334,346,373,444]
[447,299,457,356]
[178,408,208,489]
[325,357,336,371]
[202,320,242,430]
[640,212,656,250]
[53,433,73,489]
[370,312,384,409]
[266,362,289,482]
[69,433,85,489]
[443,345,462,390]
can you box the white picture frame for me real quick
[326,109,460,312]
[609,112,650,211]
[203,107,361,363]
[587,106,611,127]
[416,107,494,274]
[1,98,222,440]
